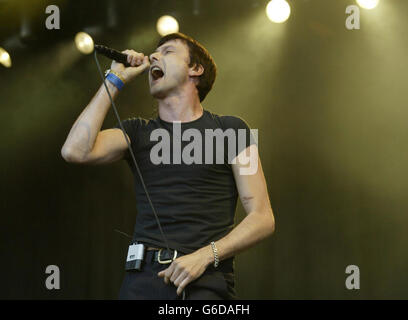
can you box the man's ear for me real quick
[189,63,204,77]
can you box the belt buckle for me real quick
[158,248,177,264]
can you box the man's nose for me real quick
[149,52,159,63]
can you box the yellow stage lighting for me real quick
[0,47,11,68]
[74,32,94,54]
[356,0,380,10]
[156,15,179,36]
[266,0,291,23]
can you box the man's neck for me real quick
[157,88,203,123]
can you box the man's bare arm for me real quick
[61,81,121,163]
[198,144,275,264]
[61,50,150,164]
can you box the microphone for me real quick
[94,44,131,67]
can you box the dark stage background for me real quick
[1,0,407,299]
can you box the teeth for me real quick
[151,66,164,81]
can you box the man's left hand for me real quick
[157,246,213,296]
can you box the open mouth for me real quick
[151,66,164,81]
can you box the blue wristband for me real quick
[106,73,124,91]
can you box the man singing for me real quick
[61,33,275,299]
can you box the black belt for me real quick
[144,247,234,274]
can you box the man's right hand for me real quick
[111,50,150,84]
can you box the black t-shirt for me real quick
[114,109,255,254]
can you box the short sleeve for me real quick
[219,116,257,162]
[113,117,141,161]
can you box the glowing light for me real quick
[0,47,11,68]
[74,32,94,54]
[356,0,380,10]
[266,0,291,23]
[156,15,179,36]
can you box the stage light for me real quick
[356,0,380,10]
[156,15,179,36]
[74,32,94,54]
[0,47,12,68]
[266,0,291,23]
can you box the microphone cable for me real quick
[93,50,172,256]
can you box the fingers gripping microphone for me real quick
[94,44,131,67]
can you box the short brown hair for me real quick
[157,33,217,102]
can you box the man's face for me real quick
[148,39,191,99]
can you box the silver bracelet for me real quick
[210,241,219,268]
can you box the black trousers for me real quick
[118,250,236,300]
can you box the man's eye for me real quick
[165,50,173,54]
